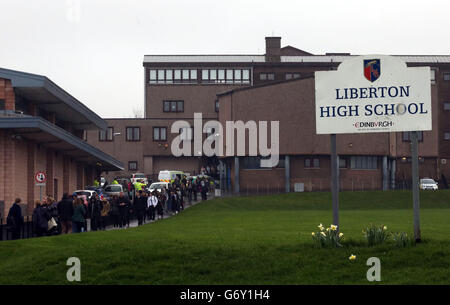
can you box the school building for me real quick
[0,68,123,217]
[86,37,450,193]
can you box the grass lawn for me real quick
[0,190,449,284]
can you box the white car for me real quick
[131,173,148,185]
[148,182,169,193]
[419,178,438,190]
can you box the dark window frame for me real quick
[163,100,184,113]
[126,126,141,142]
[304,157,320,168]
[444,72,450,81]
[215,99,219,112]
[402,131,423,142]
[99,127,114,142]
[128,161,138,171]
[153,126,167,142]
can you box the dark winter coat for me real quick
[57,198,74,221]
[32,206,51,231]
[7,203,23,231]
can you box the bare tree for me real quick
[131,106,144,118]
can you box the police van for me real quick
[158,170,186,183]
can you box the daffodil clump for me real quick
[363,224,389,246]
[392,232,414,248]
[312,223,343,248]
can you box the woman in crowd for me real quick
[32,200,51,237]
[100,198,110,230]
[72,197,86,233]
[111,194,120,228]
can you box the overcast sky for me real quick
[0,0,448,118]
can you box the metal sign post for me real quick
[410,131,421,242]
[330,134,339,230]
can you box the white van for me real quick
[158,170,186,183]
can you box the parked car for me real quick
[158,170,186,183]
[85,186,105,199]
[148,182,169,193]
[131,173,148,185]
[419,178,438,190]
[103,184,124,198]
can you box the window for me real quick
[82,130,87,141]
[242,156,285,169]
[402,131,423,142]
[445,132,450,140]
[149,69,197,84]
[339,157,347,168]
[153,127,167,141]
[305,157,320,168]
[215,99,219,112]
[201,69,250,84]
[444,102,450,110]
[350,156,378,170]
[128,161,138,171]
[179,127,193,141]
[444,72,450,81]
[430,69,436,84]
[99,127,114,141]
[126,127,140,141]
[163,100,184,112]
[0,99,5,110]
[260,73,275,81]
[285,73,301,80]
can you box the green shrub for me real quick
[311,223,344,248]
[392,232,414,248]
[363,224,389,246]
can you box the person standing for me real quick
[7,198,23,240]
[90,193,103,231]
[156,192,164,220]
[111,195,120,228]
[133,190,146,226]
[147,192,158,221]
[32,200,51,237]
[72,198,86,233]
[57,193,74,234]
[187,181,193,205]
[118,192,130,228]
[100,198,110,230]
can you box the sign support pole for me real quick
[330,134,339,230]
[411,131,421,242]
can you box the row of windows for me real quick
[149,69,251,85]
[259,72,301,81]
[163,100,184,112]
[99,127,140,142]
[149,69,198,84]
[241,156,379,170]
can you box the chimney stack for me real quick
[265,37,281,62]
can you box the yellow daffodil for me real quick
[312,232,315,236]
[383,226,387,230]
[326,228,330,232]
[320,232,326,237]
[339,232,344,238]
[330,225,338,231]
[318,223,324,231]
[349,254,356,260]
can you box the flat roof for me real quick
[143,55,450,64]
[0,114,123,171]
[0,67,107,130]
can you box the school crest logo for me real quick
[363,59,380,82]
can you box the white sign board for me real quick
[315,55,431,134]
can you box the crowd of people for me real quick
[5,176,215,239]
